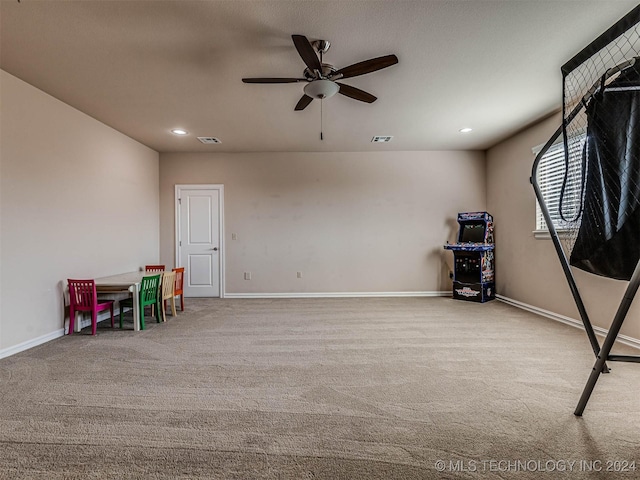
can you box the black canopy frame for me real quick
[530,5,640,416]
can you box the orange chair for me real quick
[67,279,114,335]
[172,267,185,311]
[145,265,165,272]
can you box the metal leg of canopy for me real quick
[574,260,640,416]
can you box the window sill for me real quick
[533,229,572,239]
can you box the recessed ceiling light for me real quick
[459,127,473,133]
[171,129,188,135]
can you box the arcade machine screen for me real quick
[460,222,485,243]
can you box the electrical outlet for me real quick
[232,233,238,240]
[297,271,302,279]
[244,272,251,280]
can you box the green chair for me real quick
[118,274,161,330]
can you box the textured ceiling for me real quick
[1,0,638,153]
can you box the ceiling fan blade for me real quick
[334,54,398,79]
[242,78,304,83]
[292,34,322,72]
[337,83,377,103]
[294,94,314,111]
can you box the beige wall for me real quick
[486,113,640,341]
[160,151,486,294]
[6,63,636,352]
[0,70,159,352]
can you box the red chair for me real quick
[145,265,165,272]
[172,267,185,311]
[67,279,114,335]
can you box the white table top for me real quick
[94,271,161,287]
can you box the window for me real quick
[534,134,585,236]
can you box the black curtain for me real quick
[570,64,640,280]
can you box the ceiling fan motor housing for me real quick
[304,64,337,81]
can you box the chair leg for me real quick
[119,302,124,329]
[110,303,114,328]
[180,294,184,311]
[170,297,177,317]
[157,299,163,323]
[139,303,146,330]
[91,310,98,336]
[68,307,75,335]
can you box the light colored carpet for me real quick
[1,297,639,479]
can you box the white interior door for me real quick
[176,185,224,297]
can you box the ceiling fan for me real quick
[242,35,398,111]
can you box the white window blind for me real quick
[534,135,584,232]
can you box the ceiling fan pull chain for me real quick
[320,98,324,141]
[318,42,324,142]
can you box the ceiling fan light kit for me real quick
[303,79,339,99]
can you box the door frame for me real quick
[175,184,225,298]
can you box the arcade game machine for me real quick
[443,212,495,302]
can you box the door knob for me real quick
[213,247,218,251]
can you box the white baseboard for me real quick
[1,308,122,360]
[496,294,640,350]
[224,291,452,299]
[0,328,65,360]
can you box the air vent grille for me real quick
[372,136,393,143]
[197,137,222,144]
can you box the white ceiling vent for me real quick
[197,136,222,144]
[371,136,393,143]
